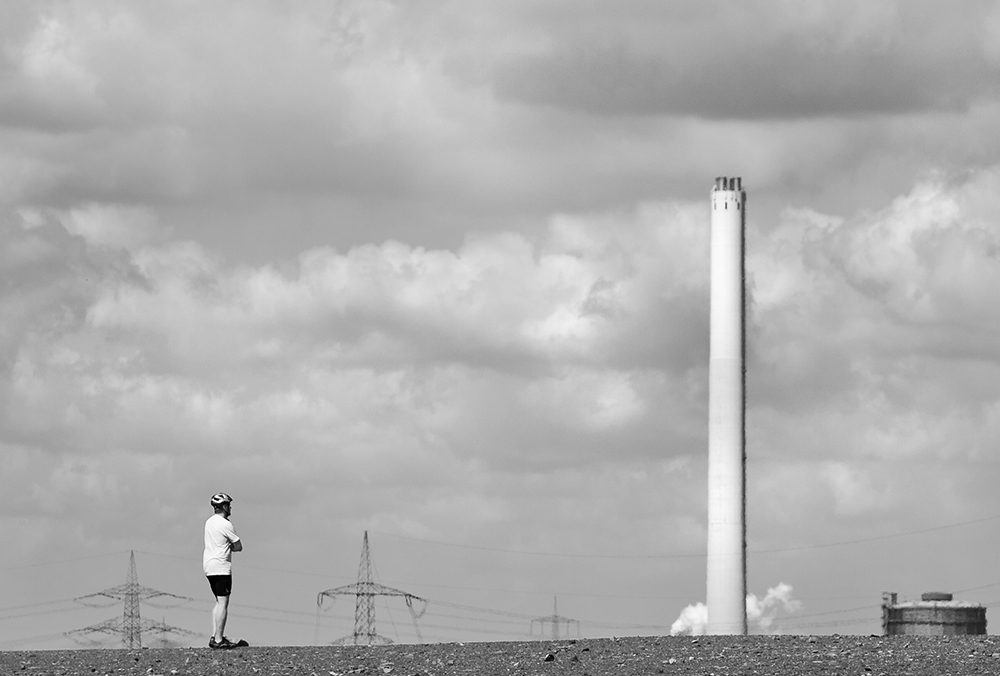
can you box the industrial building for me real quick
[881,592,986,636]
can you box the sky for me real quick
[2,0,1000,649]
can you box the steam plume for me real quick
[670,583,801,635]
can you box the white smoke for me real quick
[670,583,801,636]
[747,582,802,632]
[670,601,709,636]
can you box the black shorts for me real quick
[207,575,232,597]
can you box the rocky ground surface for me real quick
[4,635,1000,676]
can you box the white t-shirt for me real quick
[203,513,241,576]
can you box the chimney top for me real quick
[714,176,743,191]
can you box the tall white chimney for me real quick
[706,176,748,635]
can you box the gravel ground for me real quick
[3,635,1000,676]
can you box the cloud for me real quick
[1,0,996,271]
[750,169,1000,416]
[744,167,1000,561]
[485,1,1000,119]
[0,1,450,209]
[4,165,1000,549]
[0,1,999,647]
[0,195,717,556]
[76,199,712,378]
[670,583,801,635]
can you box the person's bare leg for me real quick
[212,595,230,642]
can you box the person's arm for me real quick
[224,521,243,553]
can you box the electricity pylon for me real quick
[317,531,427,645]
[530,596,579,640]
[68,551,197,649]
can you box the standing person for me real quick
[203,492,248,649]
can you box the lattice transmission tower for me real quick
[317,531,427,645]
[530,596,580,640]
[68,551,197,649]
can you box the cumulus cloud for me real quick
[0,195,717,553]
[1,1,1000,648]
[745,168,1000,560]
[751,169,1000,416]
[4,165,1000,552]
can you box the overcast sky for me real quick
[2,0,1000,648]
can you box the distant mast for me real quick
[706,176,747,635]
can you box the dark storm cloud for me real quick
[488,1,1000,119]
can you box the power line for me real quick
[16,508,1000,582]
[0,604,95,622]
[0,597,81,614]
[951,581,1000,594]
[369,531,696,559]
[530,597,579,640]
[6,518,999,646]
[66,551,197,649]
[1,584,664,645]
[423,599,536,620]
[0,551,130,572]
[421,609,532,629]
[420,597,674,634]
[749,513,1000,554]
[768,604,873,622]
[0,631,76,650]
[316,531,427,646]
[342,575,703,602]
[373,512,1000,559]
[133,549,350,581]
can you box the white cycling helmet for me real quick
[210,492,233,507]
